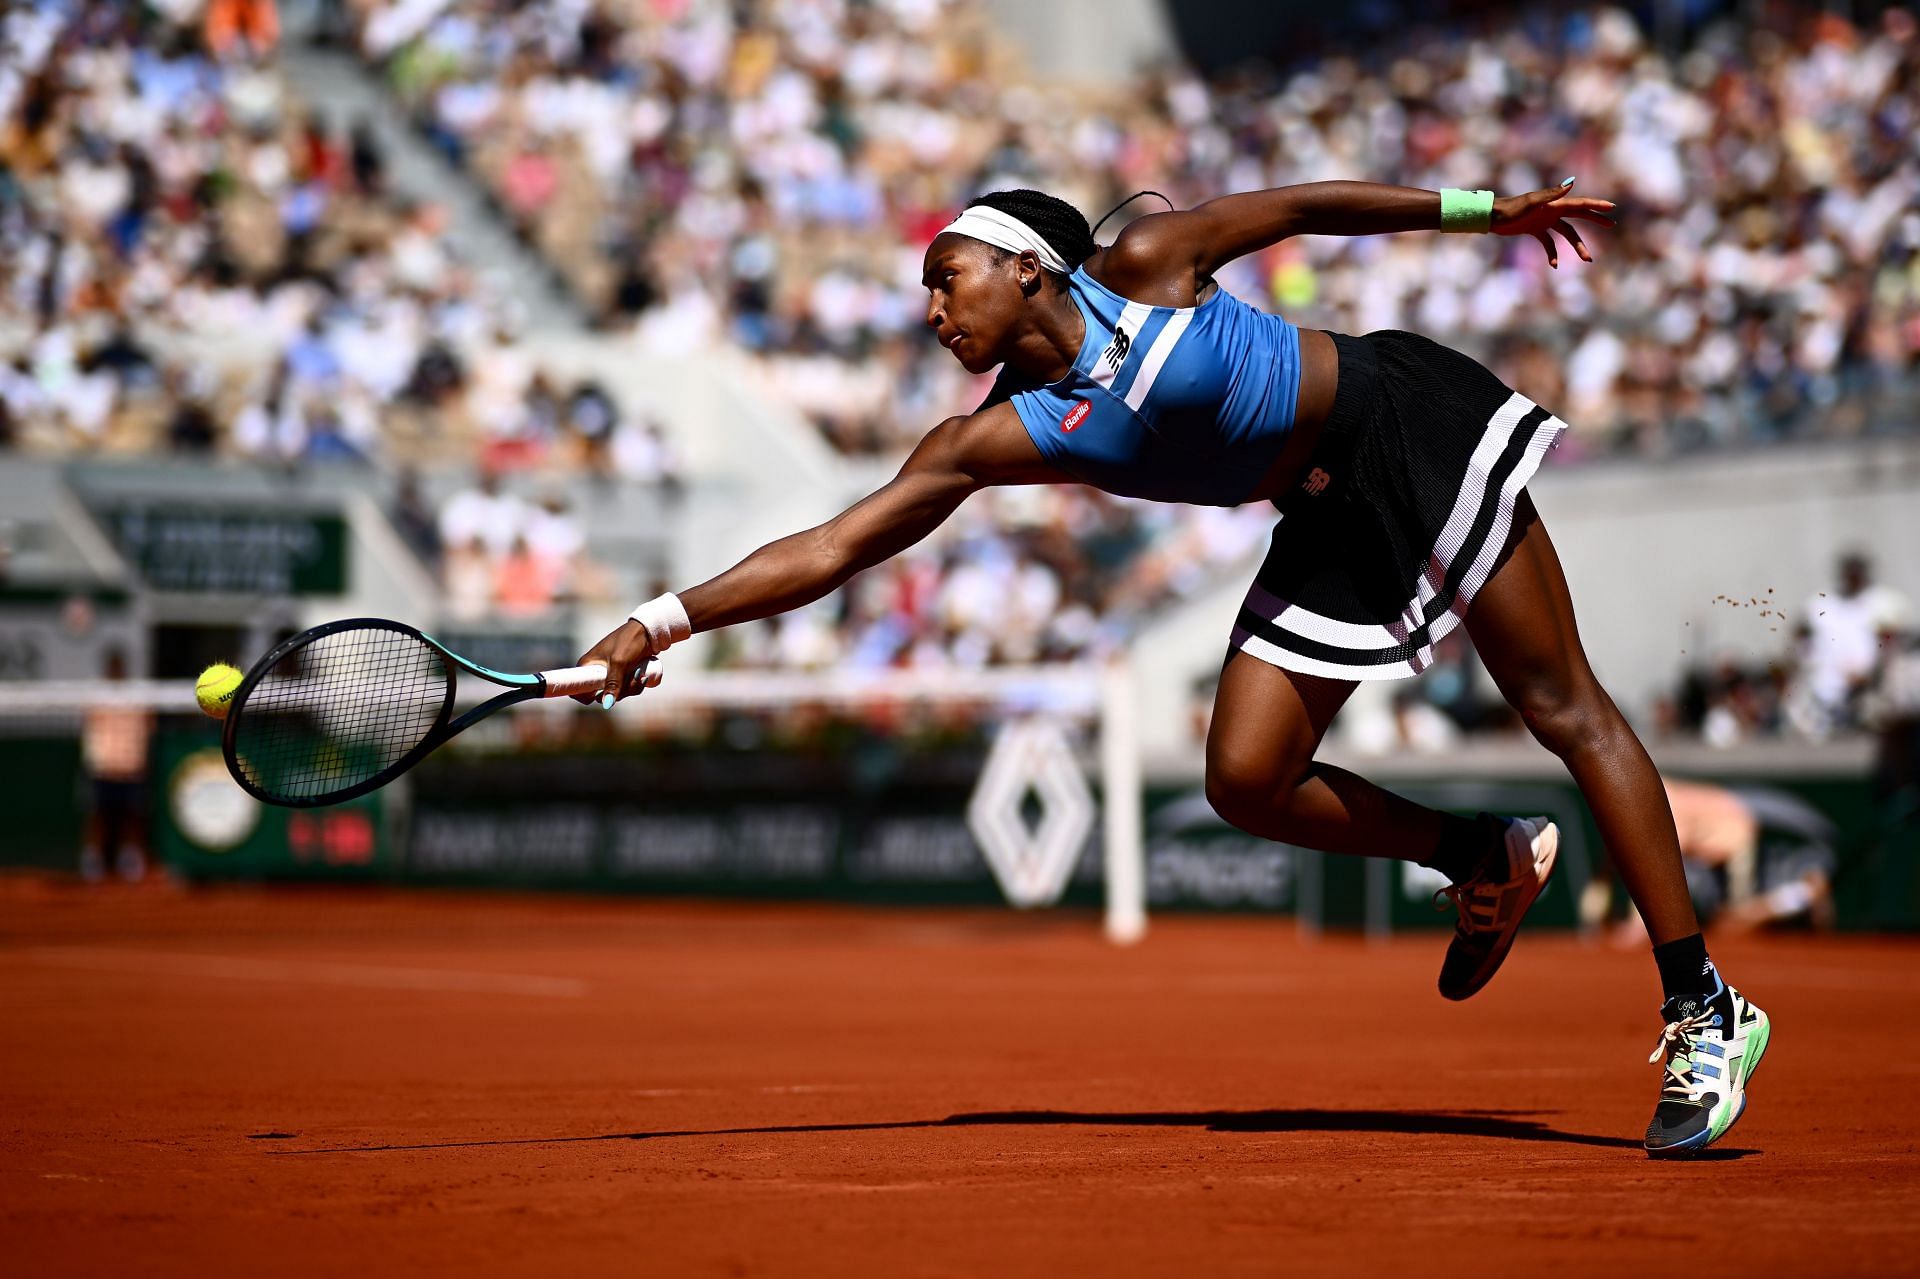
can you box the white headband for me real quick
[937,205,1072,275]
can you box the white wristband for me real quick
[629,592,693,652]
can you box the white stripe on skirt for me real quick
[1231,395,1566,681]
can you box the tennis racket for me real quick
[221,617,657,808]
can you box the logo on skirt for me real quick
[1061,400,1092,433]
[1302,467,1332,496]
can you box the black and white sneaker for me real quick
[1644,980,1771,1157]
[1434,816,1559,1001]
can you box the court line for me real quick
[22,947,590,998]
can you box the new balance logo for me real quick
[1302,467,1332,496]
[1101,326,1130,371]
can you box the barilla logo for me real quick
[1061,400,1092,433]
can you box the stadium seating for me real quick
[353,0,1918,458]
[6,0,1917,738]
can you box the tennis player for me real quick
[580,181,1769,1157]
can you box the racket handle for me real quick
[541,658,660,698]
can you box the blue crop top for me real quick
[990,265,1303,507]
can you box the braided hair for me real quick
[964,188,1177,277]
[964,189,1096,275]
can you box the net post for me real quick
[1099,658,1146,945]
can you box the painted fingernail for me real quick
[600,693,615,710]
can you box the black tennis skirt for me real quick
[1229,329,1567,682]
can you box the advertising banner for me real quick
[127,733,1909,932]
[88,502,347,596]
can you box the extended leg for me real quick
[1207,639,1557,1000]
[1463,493,1699,944]
[1466,493,1769,1155]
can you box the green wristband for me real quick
[1440,188,1494,233]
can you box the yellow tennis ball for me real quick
[196,662,244,720]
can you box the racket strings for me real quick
[230,628,450,802]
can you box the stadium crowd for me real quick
[1655,552,1916,746]
[708,485,1274,670]
[0,0,671,486]
[6,0,1917,733]
[355,0,1919,458]
[0,0,678,613]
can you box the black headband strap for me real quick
[1091,190,1176,241]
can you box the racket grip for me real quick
[540,659,660,698]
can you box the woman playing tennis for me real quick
[579,179,1770,1157]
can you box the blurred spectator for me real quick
[389,468,440,568]
[0,1,653,479]
[165,379,218,451]
[1702,658,1792,747]
[438,468,524,557]
[356,0,1920,459]
[526,492,584,570]
[205,0,280,61]
[565,378,618,461]
[79,648,151,884]
[1396,634,1502,744]
[493,533,563,617]
[1865,618,1920,811]
[1654,554,1920,749]
[443,534,494,620]
[349,117,385,195]
[708,486,1274,671]
[433,472,604,617]
[1797,551,1912,734]
[609,415,684,489]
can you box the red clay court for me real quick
[4,878,1918,1277]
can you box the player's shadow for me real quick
[268,1107,1750,1156]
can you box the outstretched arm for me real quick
[575,403,1058,704]
[1103,179,1617,288]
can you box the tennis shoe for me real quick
[1644,980,1770,1157]
[1434,816,1558,1001]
